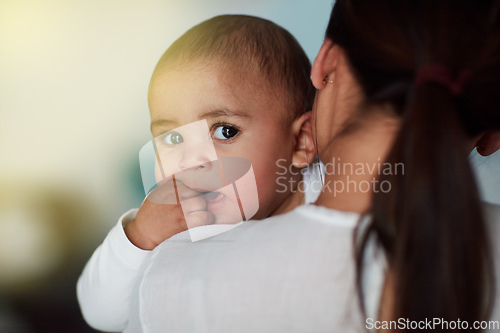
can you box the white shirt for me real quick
[469,148,500,205]
[77,162,324,332]
[125,203,500,333]
[126,204,367,333]
[77,153,500,332]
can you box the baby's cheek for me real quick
[233,164,259,220]
[249,163,285,216]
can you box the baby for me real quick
[77,14,319,332]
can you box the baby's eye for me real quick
[213,125,239,140]
[162,131,184,145]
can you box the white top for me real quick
[77,155,500,332]
[469,148,500,205]
[77,162,324,332]
[126,204,367,333]
[77,209,148,331]
[125,203,500,333]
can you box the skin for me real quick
[310,40,400,214]
[310,38,500,327]
[125,62,316,250]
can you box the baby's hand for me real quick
[124,179,214,250]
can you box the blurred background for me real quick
[0,0,333,331]
[1,0,499,332]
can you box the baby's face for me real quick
[148,64,296,223]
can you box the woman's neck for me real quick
[315,117,399,214]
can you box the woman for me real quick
[126,1,500,332]
[312,0,500,329]
[311,0,500,328]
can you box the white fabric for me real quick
[126,203,500,333]
[469,148,500,205]
[302,158,325,205]
[77,155,499,332]
[485,202,500,333]
[77,162,323,332]
[126,204,366,333]
[77,209,149,332]
[359,223,387,323]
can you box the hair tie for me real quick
[415,64,471,95]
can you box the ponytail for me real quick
[368,81,494,326]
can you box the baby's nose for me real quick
[177,140,216,171]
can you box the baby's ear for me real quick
[292,111,316,168]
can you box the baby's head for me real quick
[148,15,315,222]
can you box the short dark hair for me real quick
[152,15,315,123]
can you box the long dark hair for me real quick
[325,0,500,329]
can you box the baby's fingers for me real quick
[146,178,178,204]
[181,195,207,213]
[180,196,215,228]
[174,181,205,200]
[184,210,215,228]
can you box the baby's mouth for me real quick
[204,191,226,211]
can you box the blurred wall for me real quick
[0,0,333,331]
[0,0,333,230]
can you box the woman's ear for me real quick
[291,111,316,168]
[311,38,339,90]
[476,130,500,156]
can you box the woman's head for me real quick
[312,0,500,147]
[312,0,500,327]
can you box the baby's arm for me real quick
[77,181,211,331]
[77,209,150,332]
